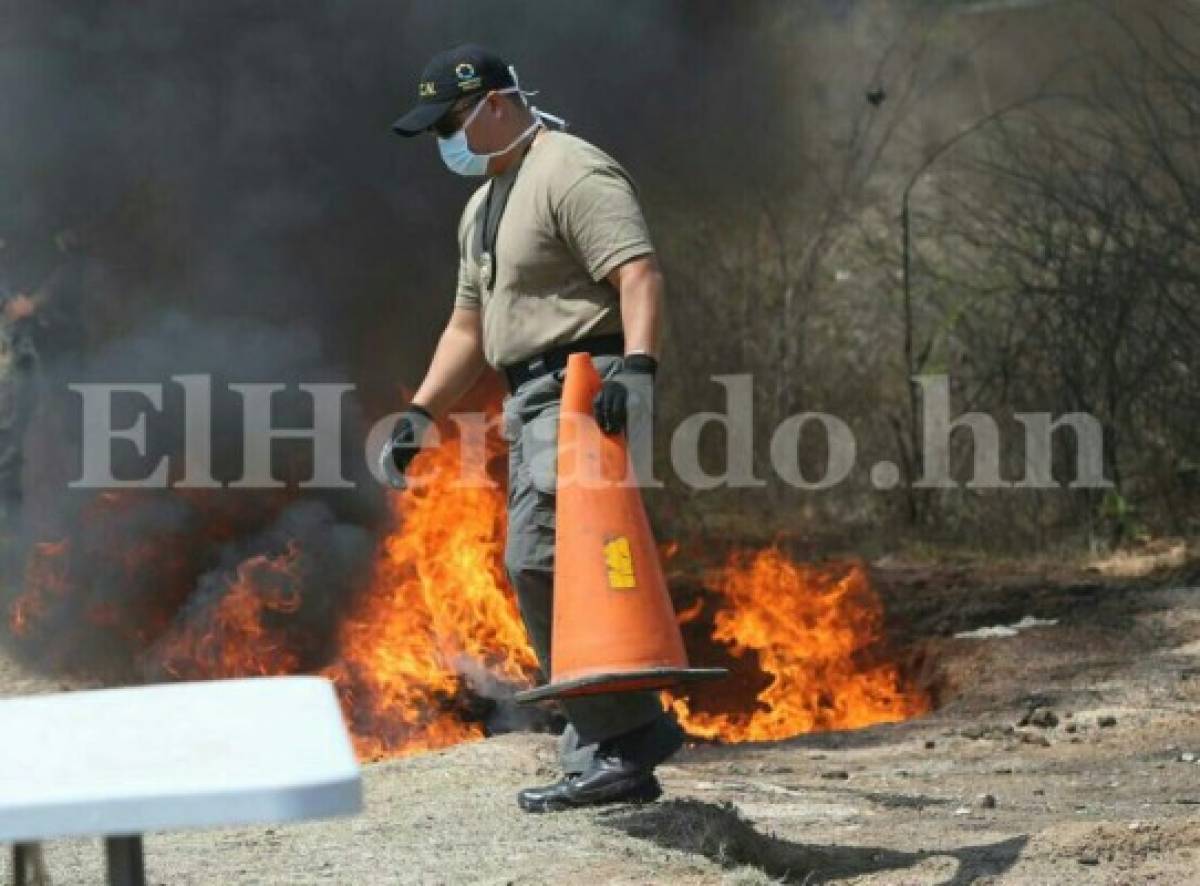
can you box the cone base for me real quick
[513,667,729,705]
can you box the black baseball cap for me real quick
[392,44,517,137]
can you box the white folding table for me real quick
[0,677,363,885]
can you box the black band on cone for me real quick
[513,667,729,705]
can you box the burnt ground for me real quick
[3,553,1199,885]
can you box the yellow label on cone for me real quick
[604,536,637,589]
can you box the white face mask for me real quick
[436,68,564,177]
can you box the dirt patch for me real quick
[4,566,1199,884]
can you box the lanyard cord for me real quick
[481,132,538,292]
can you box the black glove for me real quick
[593,353,657,435]
[378,404,434,489]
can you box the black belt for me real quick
[502,333,625,393]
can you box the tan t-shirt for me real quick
[454,130,654,368]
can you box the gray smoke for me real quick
[4,312,383,679]
[0,0,894,734]
[0,1,848,390]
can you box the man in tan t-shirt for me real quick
[381,44,683,812]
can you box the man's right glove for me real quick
[378,404,434,489]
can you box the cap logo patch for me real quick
[454,61,482,91]
[418,81,437,97]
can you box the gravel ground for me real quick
[3,570,1199,885]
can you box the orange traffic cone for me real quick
[514,353,727,704]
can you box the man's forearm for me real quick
[617,259,665,358]
[411,315,487,418]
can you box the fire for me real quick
[322,426,539,759]
[670,548,929,741]
[152,542,306,680]
[8,541,71,637]
[3,411,927,760]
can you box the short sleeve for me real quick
[454,257,481,310]
[554,167,654,283]
[453,187,487,310]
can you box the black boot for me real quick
[517,756,662,813]
[518,713,686,813]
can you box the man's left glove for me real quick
[378,404,434,489]
[593,354,657,435]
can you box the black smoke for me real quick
[0,1,835,389]
[0,2,867,735]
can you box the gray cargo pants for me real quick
[501,353,664,773]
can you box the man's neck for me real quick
[488,121,544,177]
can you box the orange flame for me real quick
[5,416,927,759]
[153,542,306,679]
[8,541,71,637]
[671,548,929,741]
[322,425,539,759]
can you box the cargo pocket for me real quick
[520,407,559,496]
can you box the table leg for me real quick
[12,843,26,884]
[104,836,145,886]
[12,843,46,886]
